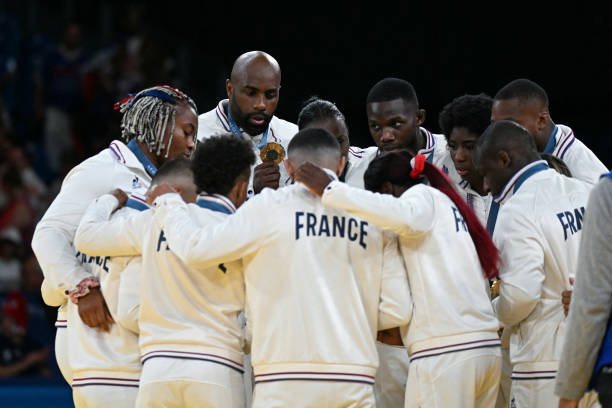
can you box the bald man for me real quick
[198,51,298,198]
[474,120,593,408]
[492,79,607,186]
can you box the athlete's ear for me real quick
[416,109,426,126]
[498,150,511,169]
[284,159,295,180]
[226,79,233,99]
[228,179,248,209]
[335,156,347,177]
[536,110,549,133]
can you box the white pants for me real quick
[55,327,72,385]
[136,357,245,408]
[73,384,138,408]
[375,342,410,408]
[495,345,512,408]
[244,353,254,408]
[253,380,375,408]
[405,347,501,408]
[510,378,602,408]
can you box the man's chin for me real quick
[243,124,270,137]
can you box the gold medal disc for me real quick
[260,142,286,165]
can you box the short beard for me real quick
[229,99,271,136]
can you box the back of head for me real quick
[297,97,345,130]
[494,78,549,107]
[192,133,256,196]
[366,78,418,107]
[116,85,197,156]
[438,93,493,138]
[151,157,194,187]
[476,120,539,162]
[364,150,500,279]
[287,128,341,170]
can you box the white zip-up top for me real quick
[321,181,501,361]
[74,193,246,374]
[542,124,608,185]
[68,194,148,388]
[198,100,298,196]
[153,179,412,384]
[33,140,153,325]
[458,180,493,226]
[342,146,378,188]
[491,160,591,380]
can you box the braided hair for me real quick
[297,96,346,130]
[115,85,197,158]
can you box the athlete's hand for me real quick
[253,162,280,193]
[78,287,114,332]
[558,398,579,408]
[294,162,332,196]
[562,290,572,317]
[111,188,128,209]
[146,182,178,205]
[377,327,404,346]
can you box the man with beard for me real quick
[198,51,297,197]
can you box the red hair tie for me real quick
[410,154,426,179]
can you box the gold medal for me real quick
[260,142,285,165]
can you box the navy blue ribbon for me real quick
[542,126,559,154]
[124,198,149,212]
[196,199,232,215]
[127,140,158,177]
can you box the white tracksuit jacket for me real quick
[543,124,608,185]
[320,181,501,359]
[197,100,298,196]
[153,181,412,385]
[491,160,591,380]
[342,146,378,188]
[74,193,246,374]
[32,140,152,327]
[68,194,148,387]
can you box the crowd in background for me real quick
[0,6,181,378]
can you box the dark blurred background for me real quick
[0,1,610,404]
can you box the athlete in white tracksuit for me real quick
[69,194,148,407]
[198,99,297,195]
[33,139,153,388]
[153,129,412,407]
[302,167,502,408]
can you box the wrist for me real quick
[66,277,100,304]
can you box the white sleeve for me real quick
[154,193,271,270]
[563,138,608,186]
[74,195,149,257]
[377,232,412,330]
[321,181,435,236]
[493,210,544,327]
[116,257,141,334]
[32,162,116,298]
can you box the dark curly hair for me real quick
[438,93,493,139]
[191,133,256,196]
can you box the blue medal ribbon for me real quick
[226,106,269,149]
[542,125,559,154]
[127,140,158,177]
[196,198,233,215]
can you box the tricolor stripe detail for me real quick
[140,350,243,373]
[254,372,375,385]
[55,319,67,328]
[417,128,436,157]
[270,127,278,142]
[553,129,575,160]
[215,102,230,131]
[72,377,139,388]
[349,147,366,158]
[410,338,501,362]
[109,142,126,164]
[198,193,237,213]
[512,370,556,381]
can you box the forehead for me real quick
[492,98,539,121]
[238,64,280,89]
[449,127,480,143]
[305,118,348,139]
[367,98,415,119]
